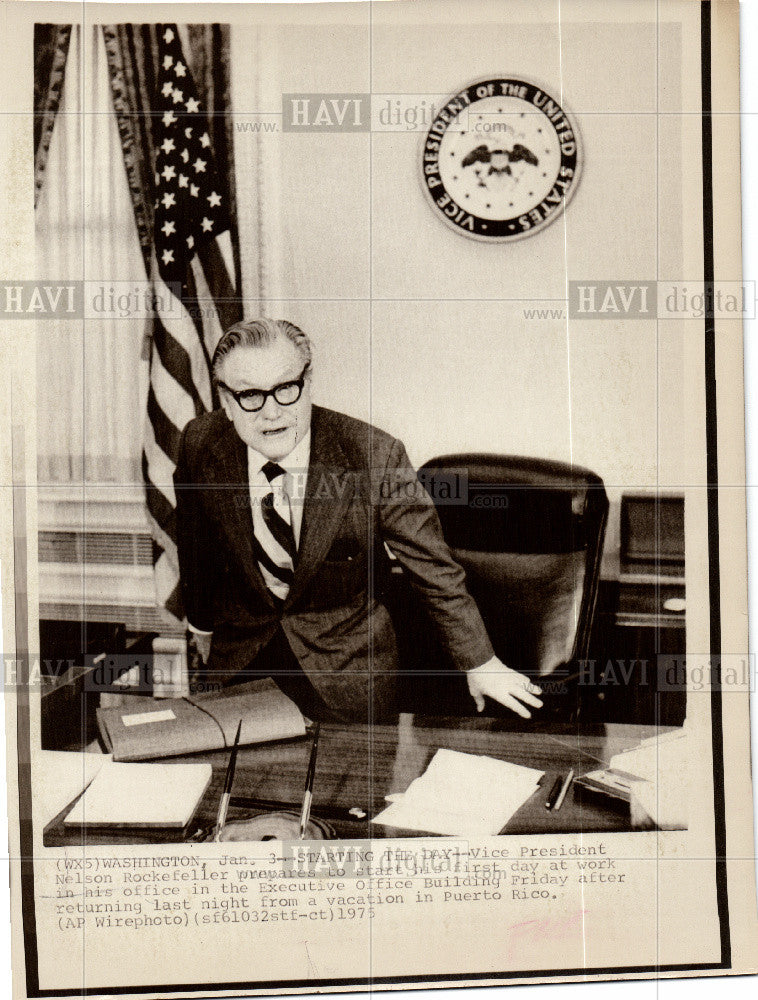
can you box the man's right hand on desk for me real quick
[467,657,543,719]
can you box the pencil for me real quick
[298,722,321,839]
[553,769,575,812]
[545,774,563,810]
[214,719,242,842]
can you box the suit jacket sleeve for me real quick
[173,425,217,632]
[377,437,495,671]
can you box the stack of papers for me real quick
[371,749,544,837]
[610,728,688,830]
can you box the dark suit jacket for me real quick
[173,405,494,721]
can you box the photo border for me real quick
[12,2,734,994]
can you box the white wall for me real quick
[231,0,688,506]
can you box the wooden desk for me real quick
[44,716,672,845]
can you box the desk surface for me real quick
[44,716,671,845]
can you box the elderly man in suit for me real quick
[174,318,542,723]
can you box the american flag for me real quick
[144,23,239,621]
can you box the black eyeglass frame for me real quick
[216,363,310,412]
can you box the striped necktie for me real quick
[253,461,297,600]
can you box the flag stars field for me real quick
[151,22,232,278]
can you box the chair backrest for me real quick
[418,454,609,677]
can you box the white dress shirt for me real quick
[188,430,311,635]
[247,429,311,548]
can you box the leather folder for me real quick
[96,678,306,762]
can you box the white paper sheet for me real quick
[371,748,544,837]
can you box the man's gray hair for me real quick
[212,318,312,379]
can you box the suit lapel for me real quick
[210,418,277,609]
[284,407,356,610]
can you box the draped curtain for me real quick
[35,24,240,489]
[36,25,149,485]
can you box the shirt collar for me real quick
[247,429,311,479]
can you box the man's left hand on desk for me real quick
[467,657,543,719]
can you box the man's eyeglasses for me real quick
[216,364,310,413]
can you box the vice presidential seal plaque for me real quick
[421,77,581,241]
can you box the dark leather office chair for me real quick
[395,454,608,721]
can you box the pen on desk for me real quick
[552,769,574,812]
[299,722,321,839]
[214,719,242,842]
[545,774,563,810]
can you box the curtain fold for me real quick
[35,25,150,486]
[100,25,158,269]
[34,24,72,206]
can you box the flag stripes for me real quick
[150,313,208,416]
[142,22,240,621]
